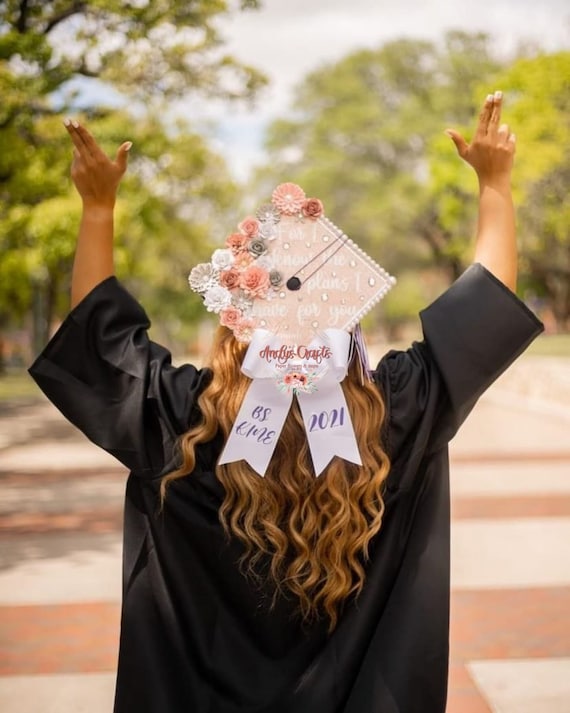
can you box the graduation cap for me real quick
[188,183,397,477]
[189,182,395,347]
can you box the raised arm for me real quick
[446,91,517,292]
[64,120,131,307]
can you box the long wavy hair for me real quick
[161,326,390,632]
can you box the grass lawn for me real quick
[0,371,43,402]
[526,333,570,357]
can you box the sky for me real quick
[187,0,570,179]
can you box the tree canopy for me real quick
[258,33,570,333]
[0,0,266,363]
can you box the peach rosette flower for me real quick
[225,232,250,254]
[233,317,257,343]
[238,216,260,238]
[219,268,241,291]
[233,252,254,270]
[284,372,308,387]
[271,182,306,215]
[302,198,324,219]
[239,264,270,298]
[219,305,242,329]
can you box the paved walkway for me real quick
[0,354,569,712]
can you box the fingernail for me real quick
[494,90,503,100]
[486,94,493,102]
[71,120,79,128]
[124,141,133,151]
[63,118,71,127]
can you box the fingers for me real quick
[64,119,90,157]
[445,129,469,158]
[488,90,503,131]
[115,141,133,173]
[65,119,110,162]
[497,123,510,143]
[64,118,132,172]
[476,94,494,138]
[476,91,503,138]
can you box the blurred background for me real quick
[0,0,569,367]
[0,1,569,712]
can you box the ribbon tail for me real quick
[218,379,293,477]
[297,385,362,476]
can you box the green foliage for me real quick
[0,0,265,362]
[0,1,266,102]
[259,34,570,329]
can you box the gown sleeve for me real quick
[28,277,211,476]
[375,263,544,468]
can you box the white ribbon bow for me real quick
[218,329,362,477]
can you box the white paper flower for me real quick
[259,221,277,240]
[231,290,254,314]
[254,255,273,270]
[256,203,281,224]
[188,263,218,293]
[203,285,233,313]
[211,248,235,271]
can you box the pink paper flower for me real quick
[219,267,241,290]
[238,216,260,238]
[233,317,257,343]
[233,252,254,270]
[239,264,270,298]
[226,232,250,254]
[271,182,306,215]
[284,372,308,386]
[302,197,324,219]
[219,305,242,328]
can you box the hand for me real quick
[446,91,516,184]
[64,119,132,208]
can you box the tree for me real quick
[0,0,267,367]
[495,52,570,330]
[258,35,570,330]
[425,50,570,328]
[257,33,504,332]
[0,1,265,104]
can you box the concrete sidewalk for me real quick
[1,354,569,713]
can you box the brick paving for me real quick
[1,357,570,712]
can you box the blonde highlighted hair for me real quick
[161,326,390,632]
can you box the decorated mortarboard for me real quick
[189,183,396,477]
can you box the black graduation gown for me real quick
[29,263,543,713]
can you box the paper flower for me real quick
[269,270,283,287]
[248,238,268,258]
[239,264,270,298]
[203,285,232,313]
[219,267,241,290]
[226,232,250,254]
[302,198,324,219]
[219,305,243,328]
[253,255,273,270]
[211,248,235,271]
[233,252,254,270]
[259,221,278,240]
[271,183,306,215]
[256,203,281,224]
[284,372,308,386]
[238,216,260,238]
[233,317,257,343]
[188,263,218,294]
[277,370,318,394]
[231,291,254,313]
